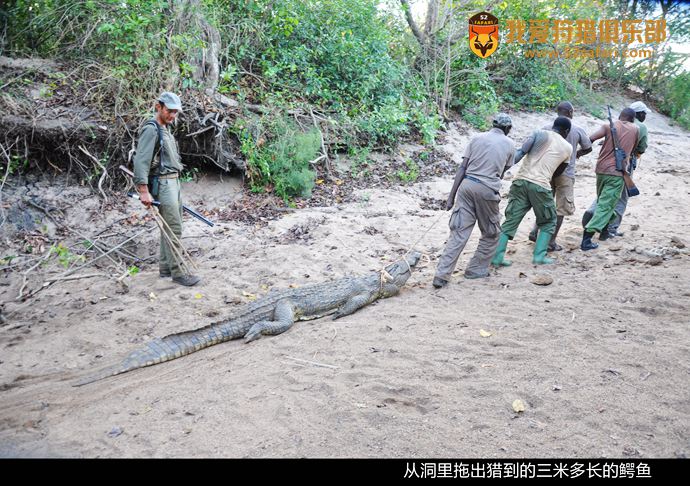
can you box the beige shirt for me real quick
[542,121,592,178]
[590,120,639,177]
[515,130,573,189]
[462,128,516,192]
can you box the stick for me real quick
[151,206,198,270]
[45,273,107,282]
[150,213,191,275]
[283,356,339,370]
[56,228,150,279]
[78,145,108,204]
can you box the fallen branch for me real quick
[78,145,108,204]
[45,273,107,282]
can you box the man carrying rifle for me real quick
[580,107,639,251]
[582,101,649,238]
[133,92,201,286]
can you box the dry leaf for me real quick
[260,284,268,291]
[242,291,257,301]
[512,399,526,413]
[335,179,344,185]
[148,292,157,301]
[315,179,324,185]
[479,329,493,338]
[194,293,203,299]
[289,283,299,288]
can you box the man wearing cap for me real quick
[580,108,640,251]
[582,101,649,239]
[133,92,201,286]
[491,117,573,267]
[432,113,515,288]
[527,101,592,251]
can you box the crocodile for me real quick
[74,251,421,386]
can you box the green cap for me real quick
[159,92,182,112]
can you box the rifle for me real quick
[119,165,215,227]
[607,106,638,197]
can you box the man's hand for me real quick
[137,184,153,208]
[446,197,454,211]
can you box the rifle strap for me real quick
[144,119,166,176]
[610,121,624,153]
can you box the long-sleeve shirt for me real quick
[589,120,639,177]
[133,121,183,185]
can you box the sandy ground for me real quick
[0,106,688,458]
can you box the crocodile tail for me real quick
[73,321,240,386]
[73,363,132,387]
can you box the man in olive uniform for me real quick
[580,108,640,251]
[527,101,592,251]
[432,113,515,288]
[582,101,649,239]
[133,92,201,286]
[491,117,573,267]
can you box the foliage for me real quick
[2,0,689,195]
[237,115,320,200]
[48,242,84,268]
[658,72,690,129]
[451,52,499,129]
[397,158,419,184]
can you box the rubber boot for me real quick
[580,230,599,251]
[528,224,537,243]
[598,224,611,241]
[548,216,564,252]
[491,233,512,267]
[582,210,594,229]
[533,231,555,264]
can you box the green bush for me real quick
[259,0,404,110]
[238,115,320,201]
[659,72,690,130]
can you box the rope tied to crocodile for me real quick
[376,209,446,294]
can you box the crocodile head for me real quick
[380,251,422,295]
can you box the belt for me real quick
[465,175,499,195]
[157,172,179,179]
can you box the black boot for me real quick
[528,224,537,243]
[581,210,594,229]
[548,215,564,252]
[598,224,611,241]
[580,230,599,251]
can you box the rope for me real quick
[378,209,447,281]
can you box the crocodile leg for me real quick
[333,292,376,319]
[244,300,295,343]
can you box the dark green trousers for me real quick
[501,179,557,239]
[585,174,625,234]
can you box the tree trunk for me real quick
[169,0,221,93]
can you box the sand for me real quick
[0,106,688,458]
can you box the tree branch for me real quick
[400,0,426,45]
